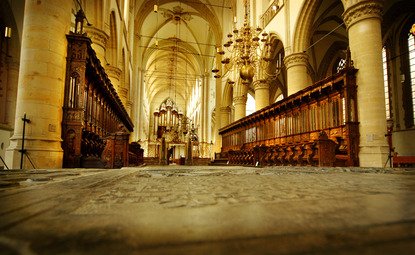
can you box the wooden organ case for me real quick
[220,54,359,167]
[62,24,133,168]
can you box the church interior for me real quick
[0,0,414,169]
[1,0,415,253]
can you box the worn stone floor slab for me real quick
[0,166,415,254]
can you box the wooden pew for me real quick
[393,156,415,168]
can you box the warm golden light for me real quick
[5,27,11,38]
[212,0,278,82]
[410,24,415,37]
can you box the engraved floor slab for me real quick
[0,166,415,254]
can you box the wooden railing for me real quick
[220,60,359,167]
[62,32,134,168]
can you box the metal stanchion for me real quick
[0,155,9,170]
[19,113,35,169]
[384,133,393,168]
[384,118,394,168]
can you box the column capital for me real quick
[85,27,109,49]
[342,0,383,30]
[284,52,309,69]
[105,65,122,79]
[220,106,231,113]
[118,87,128,98]
[234,95,247,105]
[253,80,270,91]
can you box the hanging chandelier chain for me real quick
[244,0,249,25]
[212,1,282,81]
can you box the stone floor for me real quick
[0,165,415,254]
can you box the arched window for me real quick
[246,93,255,116]
[275,94,284,103]
[382,46,391,119]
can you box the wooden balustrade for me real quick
[62,33,134,168]
[220,58,359,167]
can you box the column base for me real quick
[159,159,168,165]
[185,158,193,166]
[5,138,63,169]
[359,144,390,168]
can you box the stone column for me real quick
[159,137,168,165]
[233,79,249,121]
[118,87,128,106]
[202,75,209,143]
[343,0,389,167]
[5,58,19,128]
[185,138,193,165]
[84,27,109,65]
[6,0,72,169]
[234,95,248,121]
[106,65,121,92]
[214,55,222,153]
[284,53,310,96]
[253,80,270,111]
[133,67,144,142]
[220,106,231,127]
[126,100,132,117]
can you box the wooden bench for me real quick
[393,156,415,168]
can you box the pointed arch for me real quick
[223,80,234,107]
[292,0,322,53]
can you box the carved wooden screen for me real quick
[62,33,133,168]
[219,65,359,166]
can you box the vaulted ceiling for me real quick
[135,0,235,111]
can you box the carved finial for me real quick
[75,9,86,35]
[318,130,329,140]
[346,47,353,67]
[117,124,128,133]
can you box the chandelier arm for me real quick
[213,0,280,81]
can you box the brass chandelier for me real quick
[212,0,280,83]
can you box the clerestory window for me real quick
[408,33,415,125]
